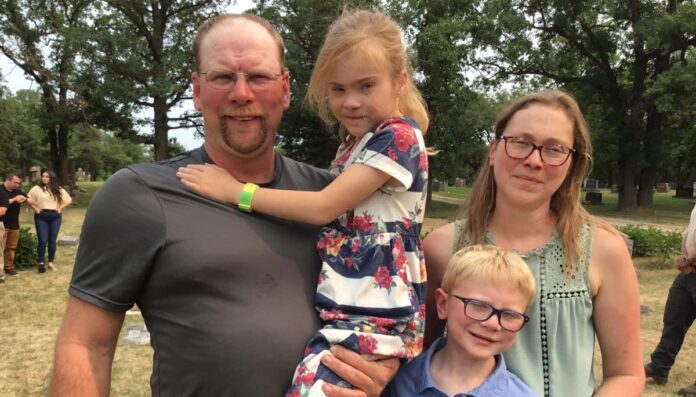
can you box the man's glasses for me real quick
[450,295,529,332]
[199,70,282,93]
[500,136,575,166]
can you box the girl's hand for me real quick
[177,164,243,204]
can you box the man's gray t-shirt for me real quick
[69,147,332,396]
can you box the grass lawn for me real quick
[0,182,694,395]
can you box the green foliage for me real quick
[13,227,38,269]
[618,225,682,259]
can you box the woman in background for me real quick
[28,171,71,273]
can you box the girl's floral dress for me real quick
[287,116,428,396]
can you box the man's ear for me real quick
[281,70,291,109]
[192,71,203,112]
[435,288,449,320]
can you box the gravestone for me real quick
[674,185,694,199]
[584,191,603,205]
[583,178,599,192]
[122,323,150,345]
[432,179,442,192]
[655,182,670,193]
[454,178,466,188]
[610,184,619,193]
[57,236,79,246]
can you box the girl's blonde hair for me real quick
[441,245,536,306]
[458,90,615,276]
[306,9,429,142]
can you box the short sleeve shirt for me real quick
[69,147,332,396]
[0,187,9,222]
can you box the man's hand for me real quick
[320,346,399,397]
[677,256,694,275]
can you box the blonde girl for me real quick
[178,9,429,397]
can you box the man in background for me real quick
[3,173,27,277]
[644,201,696,396]
[0,177,8,284]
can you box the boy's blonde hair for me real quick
[306,9,429,142]
[441,245,536,306]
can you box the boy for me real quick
[383,245,537,396]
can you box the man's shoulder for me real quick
[277,154,332,189]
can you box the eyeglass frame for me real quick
[198,69,284,92]
[450,294,530,332]
[499,135,576,166]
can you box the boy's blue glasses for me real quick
[450,295,530,332]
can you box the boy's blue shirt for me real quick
[382,336,538,397]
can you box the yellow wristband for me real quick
[238,183,259,213]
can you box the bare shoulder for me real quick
[424,223,456,265]
[591,224,632,266]
[589,223,635,294]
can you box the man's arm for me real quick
[51,297,125,397]
[320,346,400,397]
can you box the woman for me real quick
[424,90,644,397]
[28,171,71,273]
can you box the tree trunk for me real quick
[153,96,169,161]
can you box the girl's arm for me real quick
[57,188,72,212]
[590,226,645,396]
[178,163,393,225]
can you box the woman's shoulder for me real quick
[424,223,456,263]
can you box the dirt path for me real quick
[431,194,685,232]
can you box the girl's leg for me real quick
[47,213,62,263]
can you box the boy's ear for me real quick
[435,288,449,320]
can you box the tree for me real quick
[0,0,96,183]
[461,0,696,210]
[90,0,229,160]
[0,89,48,176]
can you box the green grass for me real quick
[432,187,693,226]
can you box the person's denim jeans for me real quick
[34,210,62,263]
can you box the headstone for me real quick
[29,166,41,180]
[655,182,670,193]
[584,191,603,205]
[122,323,150,345]
[431,179,442,192]
[57,236,80,246]
[674,185,694,199]
[454,178,466,188]
[640,305,651,314]
[583,178,599,192]
[610,184,619,193]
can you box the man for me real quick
[50,14,398,397]
[644,201,696,396]
[0,180,8,284]
[3,173,27,277]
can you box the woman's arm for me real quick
[422,223,455,347]
[178,163,393,226]
[57,188,72,213]
[590,226,645,396]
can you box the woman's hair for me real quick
[306,9,429,142]
[441,245,536,306]
[42,171,64,206]
[459,90,614,275]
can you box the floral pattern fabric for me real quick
[287,116,428,396]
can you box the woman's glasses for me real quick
[500,136,575,166]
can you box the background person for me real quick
[644,202,696,396]
[423,90,644,397]
[3,173,27,276]
[382,245,537,397]
[0,182,8,284]
[27,170,71,273]
[178,9,429,397]
[51,14,398,397]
